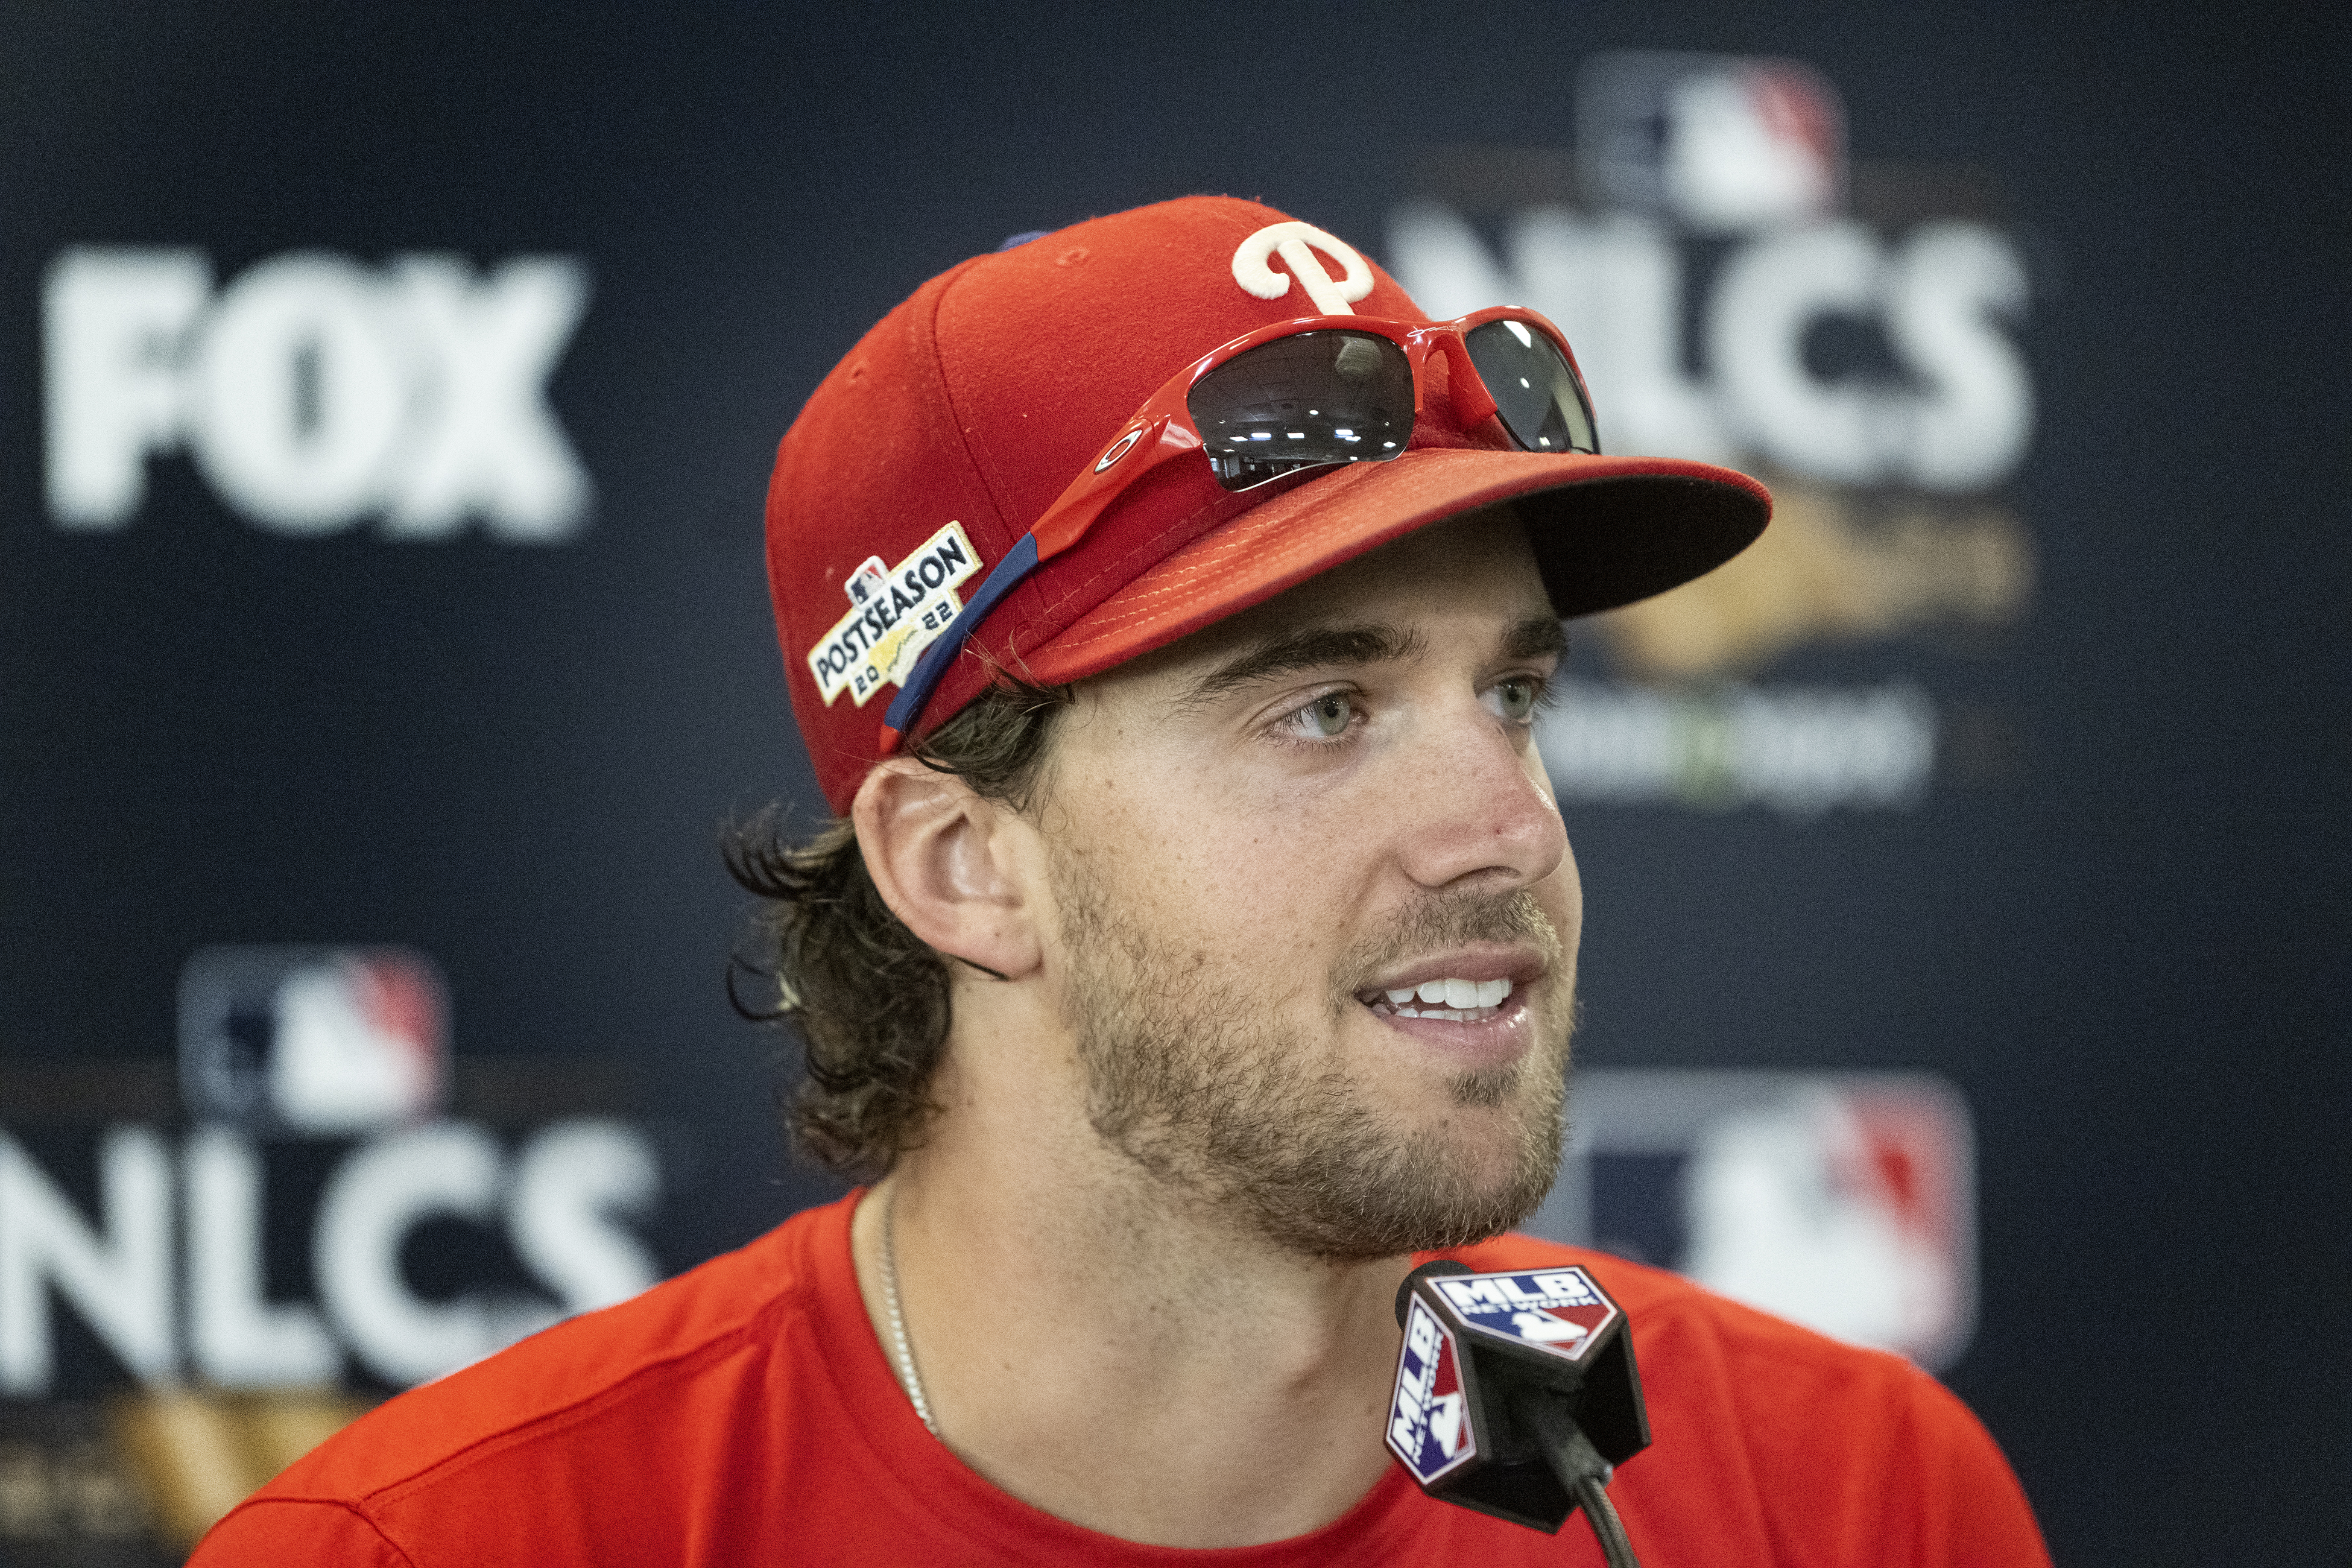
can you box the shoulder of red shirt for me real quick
[244,1196,827,1511]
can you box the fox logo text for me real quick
[1388,1296,1478,1484]
[45,248,591,540]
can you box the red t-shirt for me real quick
[192,1193,2048,1565]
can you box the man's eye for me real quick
[1279,692,1355,741]
[1487,677,1541,724]
[1302,692,1353,738]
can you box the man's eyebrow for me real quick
[1175,614,1567,707]
[1503,615,1570,661]
[1178,623,1426,706]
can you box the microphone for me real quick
[1386,1259,1649,1567]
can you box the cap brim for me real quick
[1021,449,1771,684]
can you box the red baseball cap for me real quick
[766,195,1769,812]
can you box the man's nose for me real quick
[1388,700,1568,893]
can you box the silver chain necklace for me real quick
[880,1186,939,1437]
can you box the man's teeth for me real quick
[1374,977,1513,1018]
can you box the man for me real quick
[194,197,2048,1563]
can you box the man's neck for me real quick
[849,1075,1414,1548]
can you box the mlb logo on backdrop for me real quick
[1577,51,1847,230]
[1525,1070,1976,1368]
[178,946,447,1134]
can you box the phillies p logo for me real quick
[1231,221,1374,315]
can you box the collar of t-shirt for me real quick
[794,1192,1438,1563]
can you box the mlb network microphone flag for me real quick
[1388,1265,1650,1534]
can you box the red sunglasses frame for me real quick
[1032,305,1597,561]
[878,306,1598,753]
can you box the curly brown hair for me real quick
[726,680,1071,1178]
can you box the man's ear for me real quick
[851,759,1045,982]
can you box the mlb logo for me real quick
[1432,1268,1619,1365]
[1525,1070,1976,1368]
[1386,1296,1478,1484]
[1578,51,1846,230]
[844,555,889,606]
[179,946,448,1134]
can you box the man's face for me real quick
[1033,507,1580,1259]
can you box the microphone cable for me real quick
[1573,1475,1639,1568]
[1517,1384,1643,1568]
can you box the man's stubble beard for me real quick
[1049,844,1573,1262]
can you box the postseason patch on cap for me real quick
[805,520,981,707]
[1429,1268,1620,1364]
[1388,1295,1478,1484]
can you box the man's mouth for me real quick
[1356,976,1516,1023]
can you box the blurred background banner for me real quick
[0,4,2344,1561]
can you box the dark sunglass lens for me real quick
[1463,318,1600,455]
[1187,331,1414,490]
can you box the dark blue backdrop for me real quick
[1,4,2345,1562]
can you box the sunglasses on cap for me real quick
[877,306,1601,753]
